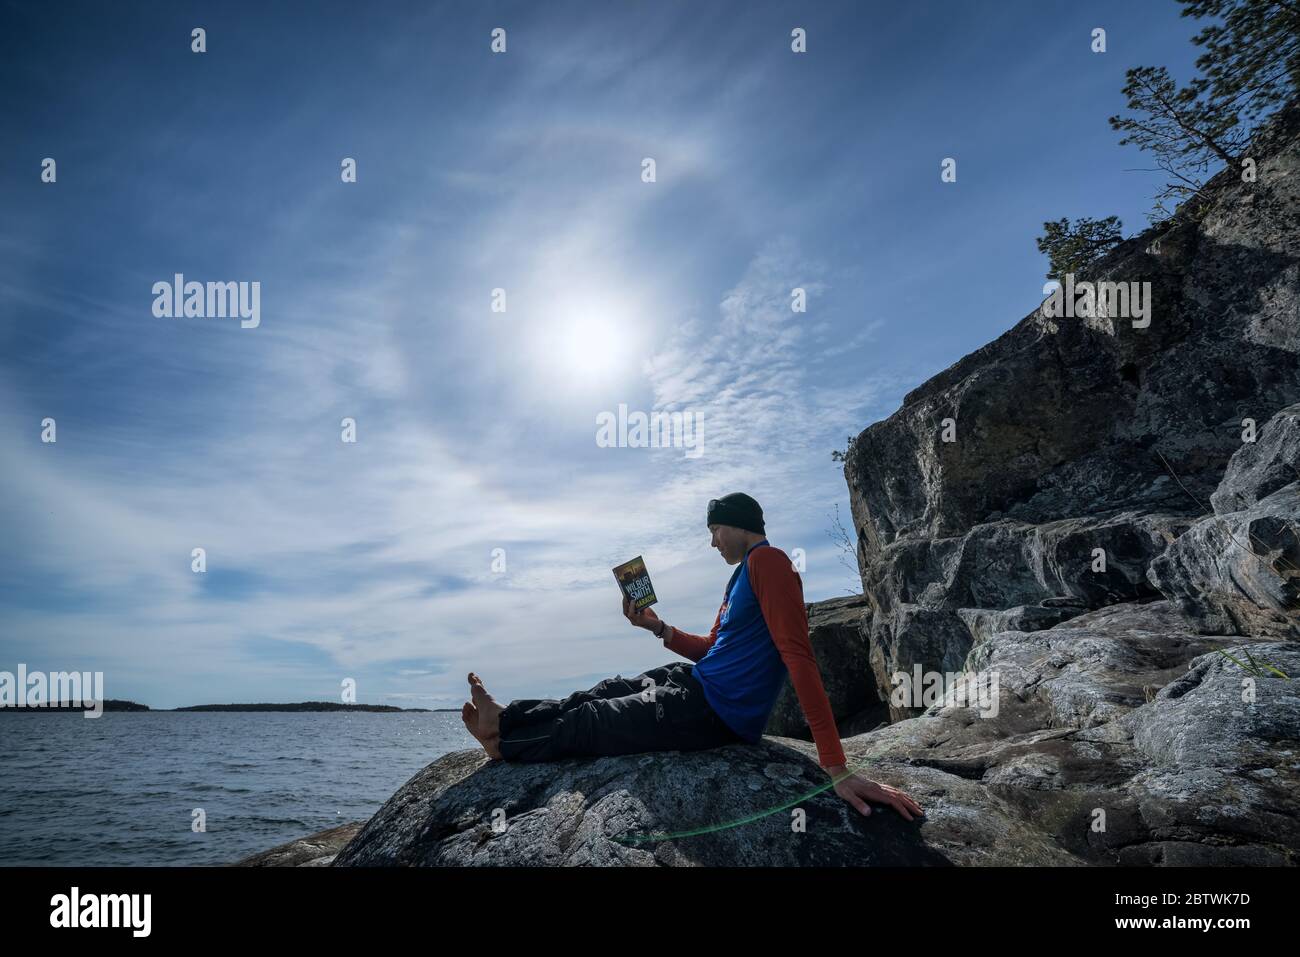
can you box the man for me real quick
[462,492,923,820]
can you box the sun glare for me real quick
[545,292,640,390]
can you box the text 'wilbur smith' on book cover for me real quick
[612,556,658,611]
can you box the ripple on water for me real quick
[0,711,465,865]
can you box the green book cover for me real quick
[612,555,658,611]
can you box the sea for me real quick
[0,710,472,866]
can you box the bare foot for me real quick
[468,673,504,730]
[465,673,505,760]
[461,700,503,760]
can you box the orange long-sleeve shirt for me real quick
[665,543,847,769]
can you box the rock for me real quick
[845,101,1300,589]
[331,746,949,866]
[842,99,1300,734]
[862,512,1194,616]
[324,601,1298,867]
[1120,635,1300,769]
[1149,482,1299,637]
[1210,403,1300,514]
[957,603,1083,647]
[822,99,1300,865]
[868,606,975,721]
[231,821,365,867]
[846,602,1300,865]
[963,601,1258,729]
[853,508,1194,721]
[1147,402,1300,637]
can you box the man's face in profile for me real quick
[709,523,747,565]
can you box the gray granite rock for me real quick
[845,103,1300,606]
[1149,482,1299,637]
[862,512,1194,617]
[1148,402,1299,637]
[847,602,1300,865]
[331,745,949,866]
[231,821,365,867]
[1210,403,1300,515]
[957,603,1083,647]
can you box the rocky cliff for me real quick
[828,99,1300,864]
[245,102,1299,868]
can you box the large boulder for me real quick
[1209,403,1300,514]
[867,606,975,721]
[851,602,1300,865]
[1149,403,1300,638]
[1149,483,1299,638]
[862,512,1193,616]
[331,744,949,866]
[843,101,1300,721]
[845,101,1300,586]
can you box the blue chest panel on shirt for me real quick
[693,540,791,742]
[718,554,760,631]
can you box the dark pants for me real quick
[497,661,744,762]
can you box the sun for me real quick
[542,290,642,391]
[557,306,623,383]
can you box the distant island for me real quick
[173,702,439,713]
[3,700,458,713]
[0,699,150,713]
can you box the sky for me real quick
[0,0,1214,709]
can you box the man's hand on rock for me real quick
[826,766,924,821]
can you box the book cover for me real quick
[612,555,658,611]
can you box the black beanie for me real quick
[706,492,765,535]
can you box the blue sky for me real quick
[0,0,1212,708]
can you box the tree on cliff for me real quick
[1109,65,1249,221]
[1182,0,1300,122]
[1036,0,1299,264]
[1108,0,1299,220]
[1035,216,1125,279]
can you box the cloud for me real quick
[0,5,904,708]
